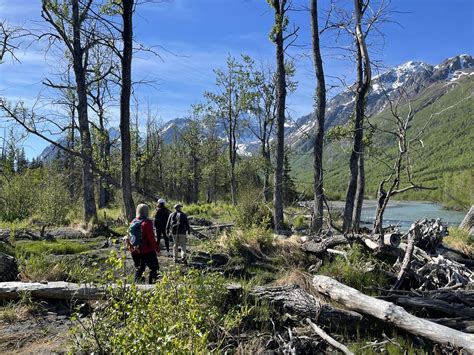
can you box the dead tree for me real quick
[371,87,436,238]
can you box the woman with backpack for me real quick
[127,203,160,284]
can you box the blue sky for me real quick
[0,0,473,158]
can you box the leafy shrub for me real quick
[292,215,307,229]
[72,253,247,353]
[0,170,39,222]
[0,168,72,225]
[235,189,273,229]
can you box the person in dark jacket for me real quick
[129,203,160,283]
[154,198,171,256]
[166,204,190,263]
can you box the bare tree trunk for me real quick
[120,0,135,221]
[71,0,97,224]
[352,153,365,229]
[229,121,237,205]
[67,106,76,201]
[310,0,326,233]
[272,1,287,230]
[343,0,371,233]
[263,147,271,202]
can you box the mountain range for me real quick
[38,54,473,208]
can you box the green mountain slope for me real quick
[291,77,474,210]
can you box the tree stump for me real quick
[0,252,18,282]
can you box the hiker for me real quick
[127,203,160,284]
[166,203,190,263]
[154,198,171,256]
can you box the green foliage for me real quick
[15,240,90,256]
[235,188,273,229]
[224,227,274,258]
[320,245,389,294]
[349,331,425,354]
[292,215,307,229]
[17,253,69,281]
[292,79,474,210]
[72,254,248,353]
[0,167,72,224]
[0,241,15,256]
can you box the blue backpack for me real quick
[128,219,144,249]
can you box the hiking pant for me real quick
[173,234,187,261]
[132,251,159,284]
[156,229,170,252]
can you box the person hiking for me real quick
[154,198,171,257]
[127,203,160,284]
[166,203,190,263]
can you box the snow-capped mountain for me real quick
[287,54,473,152]
[39,54,472,161]
[39,127,120,162]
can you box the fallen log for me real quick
[378,295,474,318]
[302,235,350,254]
[0,281,242,301]
[428,317,474,334]
[306,318,353,355]
[392,228,416,290]
[302,233,401,255]
[250,284,363,330]
[312,275,474,353]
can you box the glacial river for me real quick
[327,200,467,231]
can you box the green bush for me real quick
[72,254,247,353]
[0,168,72,225]
[235,189,273,229]
[292,215,307,229]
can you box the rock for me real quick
[0,252,18,282]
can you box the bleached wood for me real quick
[313,275,474,353]
[306,318,354,355]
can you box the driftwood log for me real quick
[0,281,242,301]
[250,284,363,330]
[306,318,353,355]
[312,275,474,353]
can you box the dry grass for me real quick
[0,304,36,323]
[444,228,473,257]
[272,269,317,296]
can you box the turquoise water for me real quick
[358,200,466,231]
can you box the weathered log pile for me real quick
[296,219,474,353]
